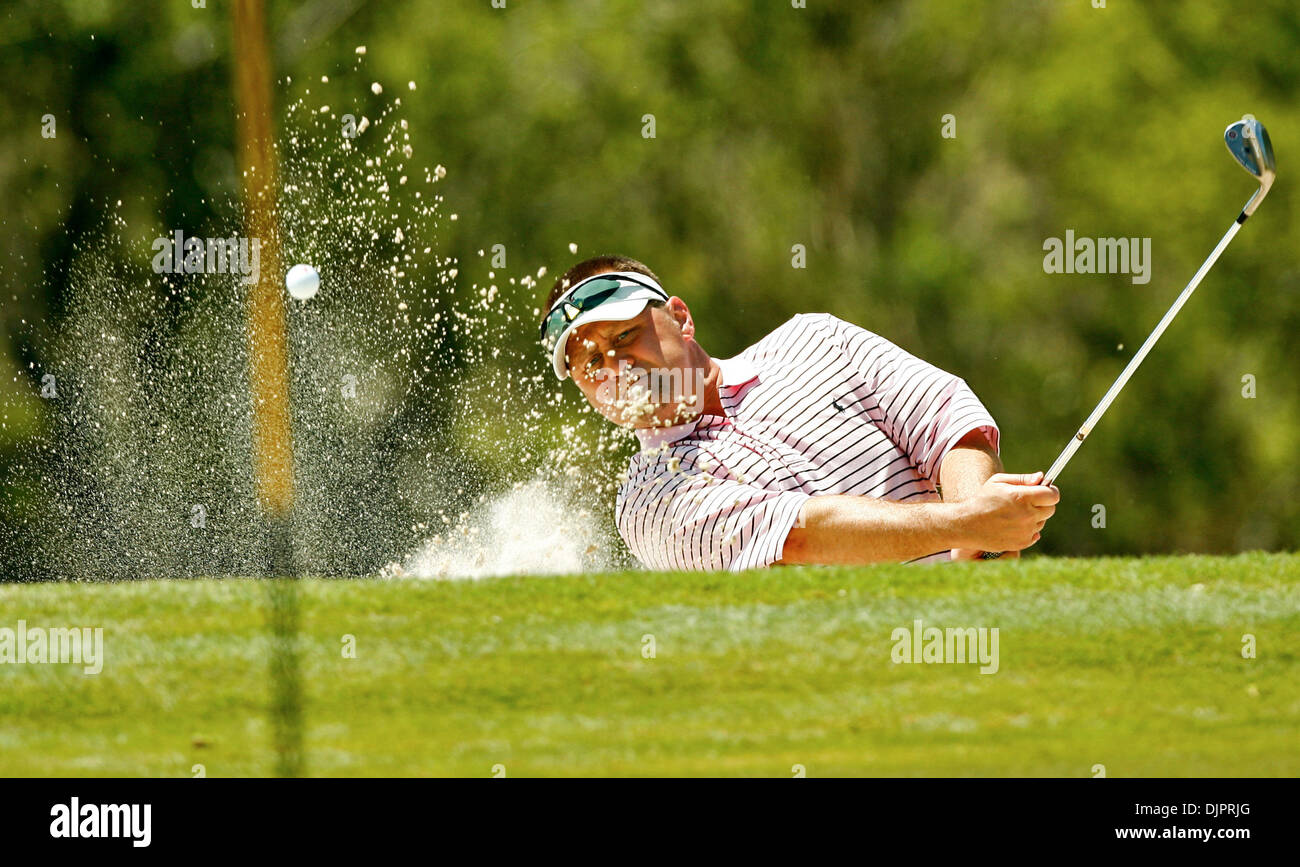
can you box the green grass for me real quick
[1,553,1297,777]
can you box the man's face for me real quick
[564,297,708,429]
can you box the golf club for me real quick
[980,114,1276,560]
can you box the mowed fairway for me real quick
[1,553,1297,777]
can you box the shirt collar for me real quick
[715,354,759,389]
[635,418,699,451]
[633,355,759,451]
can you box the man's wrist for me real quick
[942,499,978,550]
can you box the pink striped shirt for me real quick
[615,313,1000,571]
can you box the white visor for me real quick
[545,272,669,380]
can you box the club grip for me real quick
[979,551,1005,560]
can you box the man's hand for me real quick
[938,430,1022,560]
[950,472,1058,557]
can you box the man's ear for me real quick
[666,296,694,340]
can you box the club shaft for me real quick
[1043,216,1245,485]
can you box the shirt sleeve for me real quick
[616,450,811,573]
[818,314,1000,480]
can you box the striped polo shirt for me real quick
[614,313,1000,571]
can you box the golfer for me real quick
[540,255,1059,571]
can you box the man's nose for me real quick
[604,354,636,379]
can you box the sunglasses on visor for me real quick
[538,276,662,353]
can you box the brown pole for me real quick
[231,0,303,778]
[231,0,295,526]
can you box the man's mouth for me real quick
[613,379,656,424]
[601,368,702,426]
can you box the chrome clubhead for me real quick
[1225,114,1276,218]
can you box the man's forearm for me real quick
[779,495,973,565]
[939,433,1002,502]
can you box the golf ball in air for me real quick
[286,264,320,300]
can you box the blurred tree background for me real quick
[1,0,1297,579]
